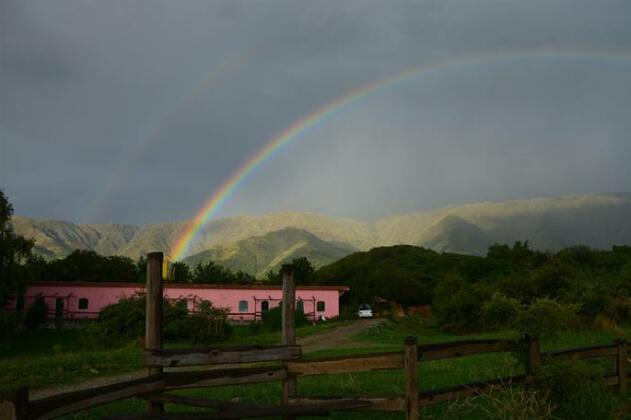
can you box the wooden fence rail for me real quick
[2,252,630,420]
[144,344,301,368]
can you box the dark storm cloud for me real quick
[1,0,631,224]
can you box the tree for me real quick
[171,262,191,282]
[0,190,35,305]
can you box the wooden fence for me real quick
[1,252,629,420]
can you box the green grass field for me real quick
[1,319,629,419]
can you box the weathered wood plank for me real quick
[417,339,518,361]
[103,398,371,419]
[164,366,287,389]
[404,336,419,420]
[145,345,301,367]
[27,375,165,420]
[603,375,620,387]
[544,344,618,360]
[419,375,526,406]
[286,352,404,376]
[0,388,28,420]
[145,252,165,414]
[288,397,405,412]
[281,264,297,420]
[617,340,628,394]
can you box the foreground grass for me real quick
[2,319,629,419]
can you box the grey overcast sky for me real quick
[1,0,630,225]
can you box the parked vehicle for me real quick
[357,303,373,319]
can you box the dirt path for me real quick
[31,319,384,400]
[298,318,384,353]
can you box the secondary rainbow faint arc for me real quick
[169,47,631,260]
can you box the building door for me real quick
[261,301,269,312]
[55,298,64,319]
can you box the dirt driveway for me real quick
[298,318,384,353]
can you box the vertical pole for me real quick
[617,339,628,395]
[404,336,419,420]
[146,252,164,413]
[526,335,541,382]
[0,387,28,420]
[281,264,296,418]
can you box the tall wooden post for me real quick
[0,387,28,420]
[526,335,541,383]
[404,336,420,420]
[145,252,164,413]
[616,339,628,395]
[281,264,296,418]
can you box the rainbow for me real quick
[168,47,631,260]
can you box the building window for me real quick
[317,301,325,312]
[78,298,89,310]
[238,300,249,312]
[261,301,269,312]
[297,300,304,313]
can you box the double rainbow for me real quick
[169,48,631,260]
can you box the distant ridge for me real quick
[12,193,631,274]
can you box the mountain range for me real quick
[12,193,631,276]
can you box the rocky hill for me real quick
[12,193,631,273]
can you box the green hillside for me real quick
[182,228,356,277]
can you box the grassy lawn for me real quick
[1,319,628,419]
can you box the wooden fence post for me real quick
[146,252,164,413]
[281,264,297,418]
[616,339,628,395]
[0,388,28,420]
[404,336,419,420]
[526,335,541,382]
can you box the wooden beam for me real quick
[526,335,541,380]
[145,252,164,414]
[404,336,419,420]
[544,343,618,361]
[286,352,404,376]
[145,345,301,367]
[164,366,287,389]
[0,388,28,420]
[288,397,405,412]
[281,264,297,420]
[417,339,517,361]
[617,340,628,394]
[103,398,371,419]
[27,375,165,420]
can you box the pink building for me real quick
[5,282,349,322]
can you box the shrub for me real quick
[0,311,19,338]
[24,297,48,329]
[261,306,308,331]
[533,361,624,420]
[86,294,232,347]
[480,292,522,330]
[445,383,553,420]
[514,298,579,338]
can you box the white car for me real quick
[357,304,373,319]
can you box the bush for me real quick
[261,306,308,331]
[24,297,48,329]
[480,292,522,329]
[514,298,579,338]
[533,361,624,420]
[0,311,19,338]
[445,383,553,420]
[86,294,232,347]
